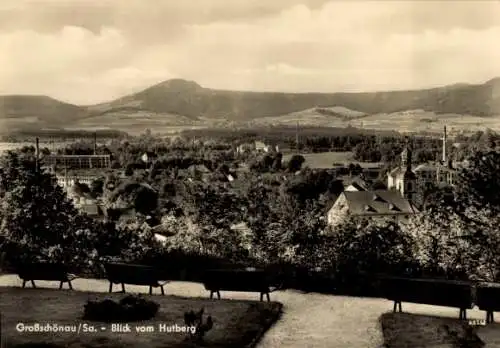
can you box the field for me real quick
[282,151,382,169]
[0,287,282,348]
[237,109,500,135]
[3,106,500,137]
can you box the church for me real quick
[387,126,457,206]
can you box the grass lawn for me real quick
[379,312,495,347]
[0,287,283,348]
[282,151,382,169]
[283,152,354,168]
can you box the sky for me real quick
[1,0,500,105]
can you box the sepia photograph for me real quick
[0,0,500,347]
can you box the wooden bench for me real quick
[104,263,169,295]
[476,282,500,323]
[16,262,77,290]
[203,268,279,301]
[380,276,474,319]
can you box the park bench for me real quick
[380,276,474,319]
[203,268,280,301]
[16,262,77,290]
[104,262,169,295]
[475,282,500,323]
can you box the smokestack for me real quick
[35,137,40,173]
[296,121,299,154]
[442,126,447,163]
[94,132,97,155]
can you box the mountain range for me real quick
[2,77,500,134]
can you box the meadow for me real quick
[282,151,382,169]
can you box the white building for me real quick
[55,173,99,190]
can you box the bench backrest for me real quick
[380,277,474,309]
[17,262,70,281]
[104,263,161,286]
[476,282,500,311]
[203,269,271,292]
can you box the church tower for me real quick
[399,138,417,202]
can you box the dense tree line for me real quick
[1,129,128,142]
[181,126,401,152]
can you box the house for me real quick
[69,192,103,219]
[236,141,278,154]
[79,202,103,219]
[236,143,254,154]
[254,141,278,153]
[343,177,369,192]
[255,141,268,152]
[362,165,383,180]
[345,182,367,192]
[326,190,419,230]
[55,172,100,190]
[141,151,158,164]
[230,222,252,250]
[150,223,177,245]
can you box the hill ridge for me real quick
[2,77,500,133]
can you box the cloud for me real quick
[0,26,137,103]
[0,0,500,104]
[0,0,330,40]
[180,1,500,91]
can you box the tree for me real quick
[328,179,345,196]
[465,208,500,281]
[261,154,274,171]
[109,181,159,216]
[403,149,500,282]
[422,183,455,212]
[370,180,387,190]
[330,217,416,287]
[241,176,330,267]
[455,151,500,216]
[0,152,92,264]
[181,181,243,231]
[401,209,467,279]
[134,185,159,216]
[283,169,337,206]
[347,163,363,176]
[178,180,247,260]
[73,181,91,196]
[287,155,305,172]
[272,153,283,171]
[125,164,134,176]
[90,178,104,198]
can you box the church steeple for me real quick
[401,137,412,170]
[399,137,416,202]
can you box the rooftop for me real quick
[342,190,418,216]
[42,154,111,169]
